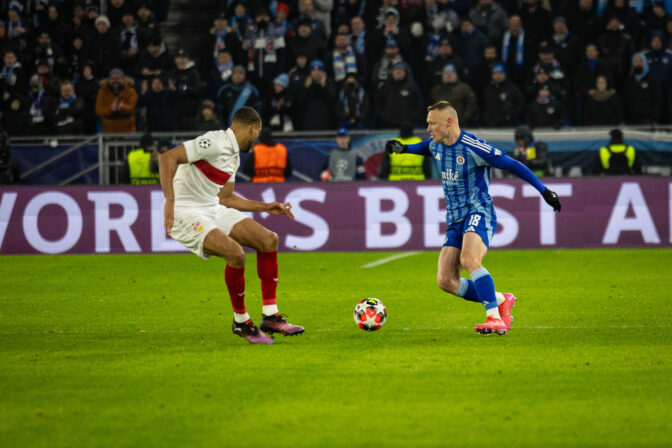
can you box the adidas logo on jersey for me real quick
[435,153,441,161]
[466,226,476,232]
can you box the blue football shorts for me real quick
[443,212,497,249]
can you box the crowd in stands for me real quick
[1,0,672,137]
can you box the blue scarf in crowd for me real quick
[333,47,357,82]
[60,94,76,109]
[502,30,525,67]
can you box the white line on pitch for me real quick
[361,251,421,269]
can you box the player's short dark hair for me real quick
[232,106,261,125]
[427,101,452,112]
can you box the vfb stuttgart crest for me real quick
[456,155,465,165]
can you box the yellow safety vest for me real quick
[599,144,636,172]
[390,136,425,180]
[127,149,159,185]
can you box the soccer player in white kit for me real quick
[159,107,304,344]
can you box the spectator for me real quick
[80,5,101,40]
[482,63,525,127]
[139,75,176,131]
[6,3,27,52]
[95,67,138,133]
[42,4,71,51]
[32,58,61,98]
[525,85,565,128]
[123,133,160,185]
[518,0,552,44]
[27,74,57,135]
[216,65,262,127]
[75,62,99,134]
[550,17,584,81]
[376,61,422,128]
[274,3,294,39]
[149,0,171,26]
[597,16,635,82]
[243,9,286,95]
[530,43,568,101]
[52,79,85,134]
[474,44,500,98]
[29,31,67,77]
[297,0,329,39]
[288,17,326,64]
[288,52,309,124]
[336,72,371,129]
[327,31,367,88]
[242,128,293,183]
[468,0,509,45]
[430,64,478,126]
[0,21,12,57]
[646,0,669,34]
[322,127,365,182]
[527,67,566,103]
[118,10,150,78]
[1,49,25,102]
[107,0,132,29]
[171,49,201,130]
[136,3,159,35]
[230,1,253,38]
[624,52,662,124]
[583,74,624,125]
[264,73,294,132]
[206,13,244,70]
[380,122,431,180]
[568,0,601,44]
[2,94,31,135]
[137,37,174,84]
[644,32,672,121]
[425,37,467,92]
[369,7,412,63]
[574,43,615,102]
[595,128,641,175]
[350,16,369,64]
[501,14,535,87]
[371,38,404,92]
[90,15,120,79]
[294,59,337,129]
[197,99,220,131]
[511,125,552,177]
[207,49,233,100]
[453,17,488,87]
[605,0,644,45]
[66,33,89,82]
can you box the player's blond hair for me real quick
[427,101,459,123]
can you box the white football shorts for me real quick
[170,205,249,259]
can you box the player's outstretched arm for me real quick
[159,144,189,235]
[217,183,294,218]
[487,153,562,212]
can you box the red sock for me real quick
[257,251,278,307]
[224,265,246,314]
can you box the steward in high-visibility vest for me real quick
[127,135,160,185]
[242,128,293,182]
[379,123,431,180]
[597,129,641,175]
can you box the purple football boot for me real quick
[260,313,305,336]
[232,319,274,344]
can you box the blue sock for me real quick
[455,278,480,303]
[471,267,498,310]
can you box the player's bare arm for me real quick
[217,182,294,219]
[158,144,188,235]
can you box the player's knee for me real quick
[228,251,246,268]
[460,254,480,273]
[261,231,278,252]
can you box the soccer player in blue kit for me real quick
[385,101,562,335]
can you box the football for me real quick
[353,298,387,331]
[320,170,332,182]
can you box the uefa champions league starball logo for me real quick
[198,138,211,150]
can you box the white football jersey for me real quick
[173,129,240,207]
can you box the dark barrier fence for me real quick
[1,177,670,255]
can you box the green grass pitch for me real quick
[1,249,672,447]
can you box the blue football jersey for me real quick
[426,130,505,224]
